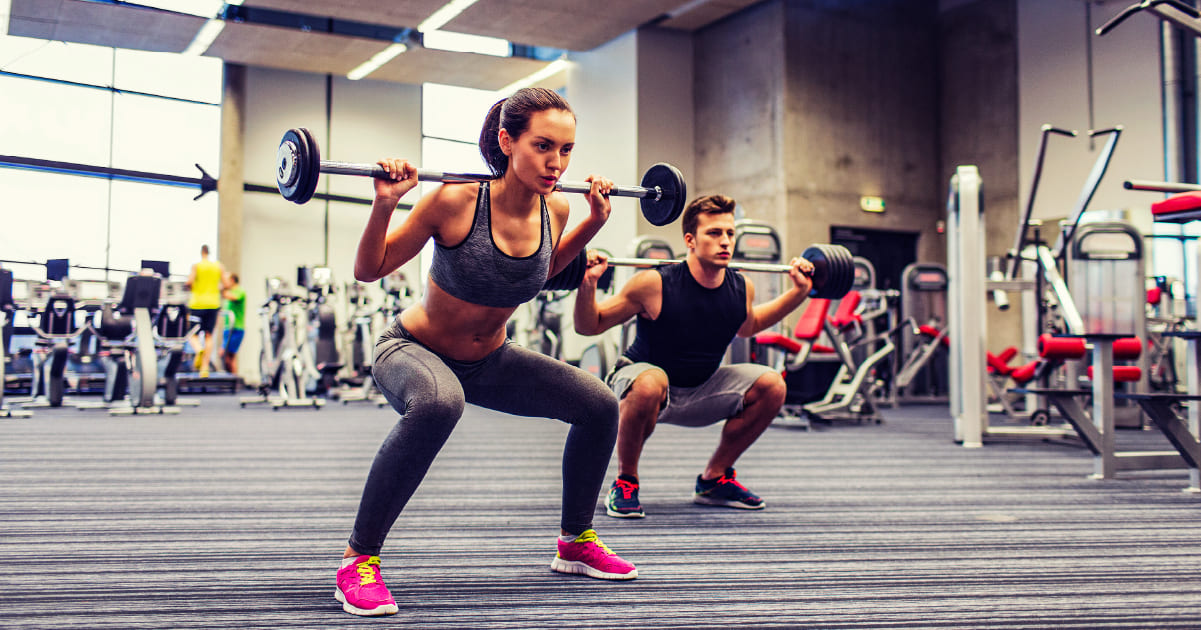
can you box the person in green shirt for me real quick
[221,273,246,376]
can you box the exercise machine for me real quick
[241,277,324,410]
[300,266,343,397]
[1066,221,1150,427]
[727,220,783,365]
[24,281,87,409]
[895,263,950,403]
[0,268,31,418]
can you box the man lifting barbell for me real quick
[573,194,817,519]
[335,87,639,618]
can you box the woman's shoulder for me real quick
[415,181,481,218]
[542,190,571,218]
[425,180,481,205]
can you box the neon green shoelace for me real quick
[573,529,613,555]
[356,556,382,585]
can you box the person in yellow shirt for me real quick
[186,244,227,377]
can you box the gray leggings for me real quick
[347,319,619,556]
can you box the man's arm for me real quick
[573,252,656,336]
[736,256,814,337]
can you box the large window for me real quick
[416,83,500,275]
[0,35,223,282]
[419,82,497,179]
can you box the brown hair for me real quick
[681,194,737,236]
[478,87,574,177]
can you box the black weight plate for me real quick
[640,163,687,226]
[801,245,830,298]
[815,244,840,299]
[295,127,322,205]
[543,249,588,292]
[816,244,840,299]
[276,128,307,202]
[822,244,852,300]
[833,245,855,298]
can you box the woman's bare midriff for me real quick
[398,279,517,361]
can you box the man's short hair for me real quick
[681,195,737,236]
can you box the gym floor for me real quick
[2,398,1199,629]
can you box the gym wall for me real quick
[1017,0,1164,224]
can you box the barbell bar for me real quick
[543,243,857,299]
[276,128,688,226]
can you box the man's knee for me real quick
[747,371,787,411]
[625,370,668,406]
[619,371,667,436]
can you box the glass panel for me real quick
[112,92,221,178]
[0,75,113,165]
[422,83,500,143]
[0,36,114,86]
[114,48,223,103]
[107,181,219,281]
[419,137,489,197]
[0,169,110,273]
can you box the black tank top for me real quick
[624,262,748,387]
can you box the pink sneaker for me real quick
[550,529,638,580]
[335,555,399,616]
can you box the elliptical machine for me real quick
[300,266,342,397]
[241,277,323,410]
[0,268,31,418]
[26,282,87,408]
[116,273,182,414]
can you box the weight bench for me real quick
[754,297,835,429]
[801,291,896,423]
[1011,333,1196,487]
[1150,189,1201,224]
[1119,392,1201,492]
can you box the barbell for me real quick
[543,243,857,299]
[275,128,688,226]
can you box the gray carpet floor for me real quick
[1,394,1199,629]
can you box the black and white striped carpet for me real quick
[2,394,1199,629]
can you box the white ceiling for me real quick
[7,0,765,90]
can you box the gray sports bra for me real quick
[428,182,553,308]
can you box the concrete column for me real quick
[218,62,246,275]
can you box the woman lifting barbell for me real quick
[335,87,637,617]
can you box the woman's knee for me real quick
[406,388,466,421]
[556,372,618,432]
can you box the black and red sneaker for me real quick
[605,474,645,518]
[694,468,765,510]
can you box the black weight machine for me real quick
[893,263,950,403]
[0,268,31,418]
[21,275,88,409]
[106,274,196,414]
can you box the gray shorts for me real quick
[608,361,778,427]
